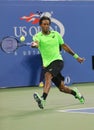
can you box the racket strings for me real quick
[1,37,18,53]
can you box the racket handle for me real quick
[25,42,38,47]
[25,42,32,46]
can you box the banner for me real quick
[0,1,94,87]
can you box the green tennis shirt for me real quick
[33,31,64,67]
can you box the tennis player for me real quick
[32,16,85,109]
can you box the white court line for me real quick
[57,107,94,114]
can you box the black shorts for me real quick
[44,60,65,87]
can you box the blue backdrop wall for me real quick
[0,1,94,88]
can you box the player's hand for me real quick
[31,41,38,48]
[77,57,85,64]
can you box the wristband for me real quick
[73,53,79,59]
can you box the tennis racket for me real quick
[0,36,32,53]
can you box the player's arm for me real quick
[62,43,85,63]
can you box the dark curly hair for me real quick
[39,16,51,25]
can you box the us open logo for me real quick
[13,11,65,38]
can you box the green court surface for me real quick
[0,83,94,130]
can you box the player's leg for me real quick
[41,60,64,101]
[34,71,52,109]
[39,67,44,87]
[60,82,85,103]
[52,74,85,103]
[42,71,53,98]
[33,60,64,109]
[52,74,72,94]
[34,61,55,109]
